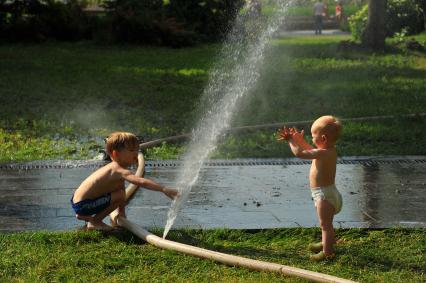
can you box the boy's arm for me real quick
[121,170,178,199]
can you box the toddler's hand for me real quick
[290,128,305,142]
[276,126,291,141]
[163,187,180,200]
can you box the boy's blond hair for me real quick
[313,115,342,143]
[105,132,139,155]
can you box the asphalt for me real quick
[0,157,425,232]
[277,29,351,37]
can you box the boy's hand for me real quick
[276,126,292,141]
[163,187,179,200]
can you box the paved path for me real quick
[277,29,351,37]
[0,157,425,232]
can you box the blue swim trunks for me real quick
[71,193,111,216]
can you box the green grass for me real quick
[0,228,424,282]
[0,34,426,161]
[1,33,425,282]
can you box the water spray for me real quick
[163,0,294,239]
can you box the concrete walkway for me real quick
[277,29,351,37]
[0,157,425,232]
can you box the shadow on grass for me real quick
[103,227,146,245]
[136,228,424,274]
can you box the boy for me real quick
[71,132,178,230]
[277,115,342,261]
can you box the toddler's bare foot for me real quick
[309,251,335,262]
[308,242,323,253]
[86,220,113,231]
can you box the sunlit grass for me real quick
[112,66,208,76]
[0,228,424,282]
[0,34,425,161]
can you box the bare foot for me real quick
[109,209,120,227]
[86,221,113,231]
[109,209,126,228]
[76,214,93,222]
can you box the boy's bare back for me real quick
[73,162,128,203]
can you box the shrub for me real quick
[165,0,244,42]
[102,0,164,44]
[386,0,423,36]
[36,0,93,41]
[348,4,368,41]
[0,0,93,42]
[348,0,424,42]
[0,0,244,46]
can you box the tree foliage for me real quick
[0,0,244,46]
[348,0,425,49]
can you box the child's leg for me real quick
[87,189,126,230]
[316,199,336,255]
[76,214,93,222]
[109,185,138,226]
[110,152,145,226]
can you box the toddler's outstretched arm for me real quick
[290,128,313,151]
[279,127,324,160]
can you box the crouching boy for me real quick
[71,132,178,230]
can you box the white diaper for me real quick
[311,184,342,215]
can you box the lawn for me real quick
[0,228,424,282]
[1,33,425,282]
[1,34,425,161]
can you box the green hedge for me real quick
[0,0,93,42]
[0,0,244,46]
[349,0,424,41]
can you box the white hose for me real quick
[118,152,357,283]
[118,217,356,283]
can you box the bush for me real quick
[348,4,368,41]
[348,0,424,42]
[0,0,93,42]
[165,0,244,42]
[101,0,245,45]
[0,0,244,46]
[103,0,161,44]
[386,0,423,36]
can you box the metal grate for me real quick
[0,157,425,170]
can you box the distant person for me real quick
[71,132,178,230]
[247,0,262,17]
[335,1,343,23]
[313,0,325,35]
[277,116,343,261]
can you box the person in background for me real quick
[335,1,343,23]
[313,0,325,35]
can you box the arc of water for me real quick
[163,1,293,238]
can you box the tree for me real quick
[419,0,426,30]
[362,0,386,50]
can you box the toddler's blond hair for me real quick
[313,115,342,143]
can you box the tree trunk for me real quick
[420,0,426,30]
[362,0,386,50]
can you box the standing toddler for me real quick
[277,115,342,261]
